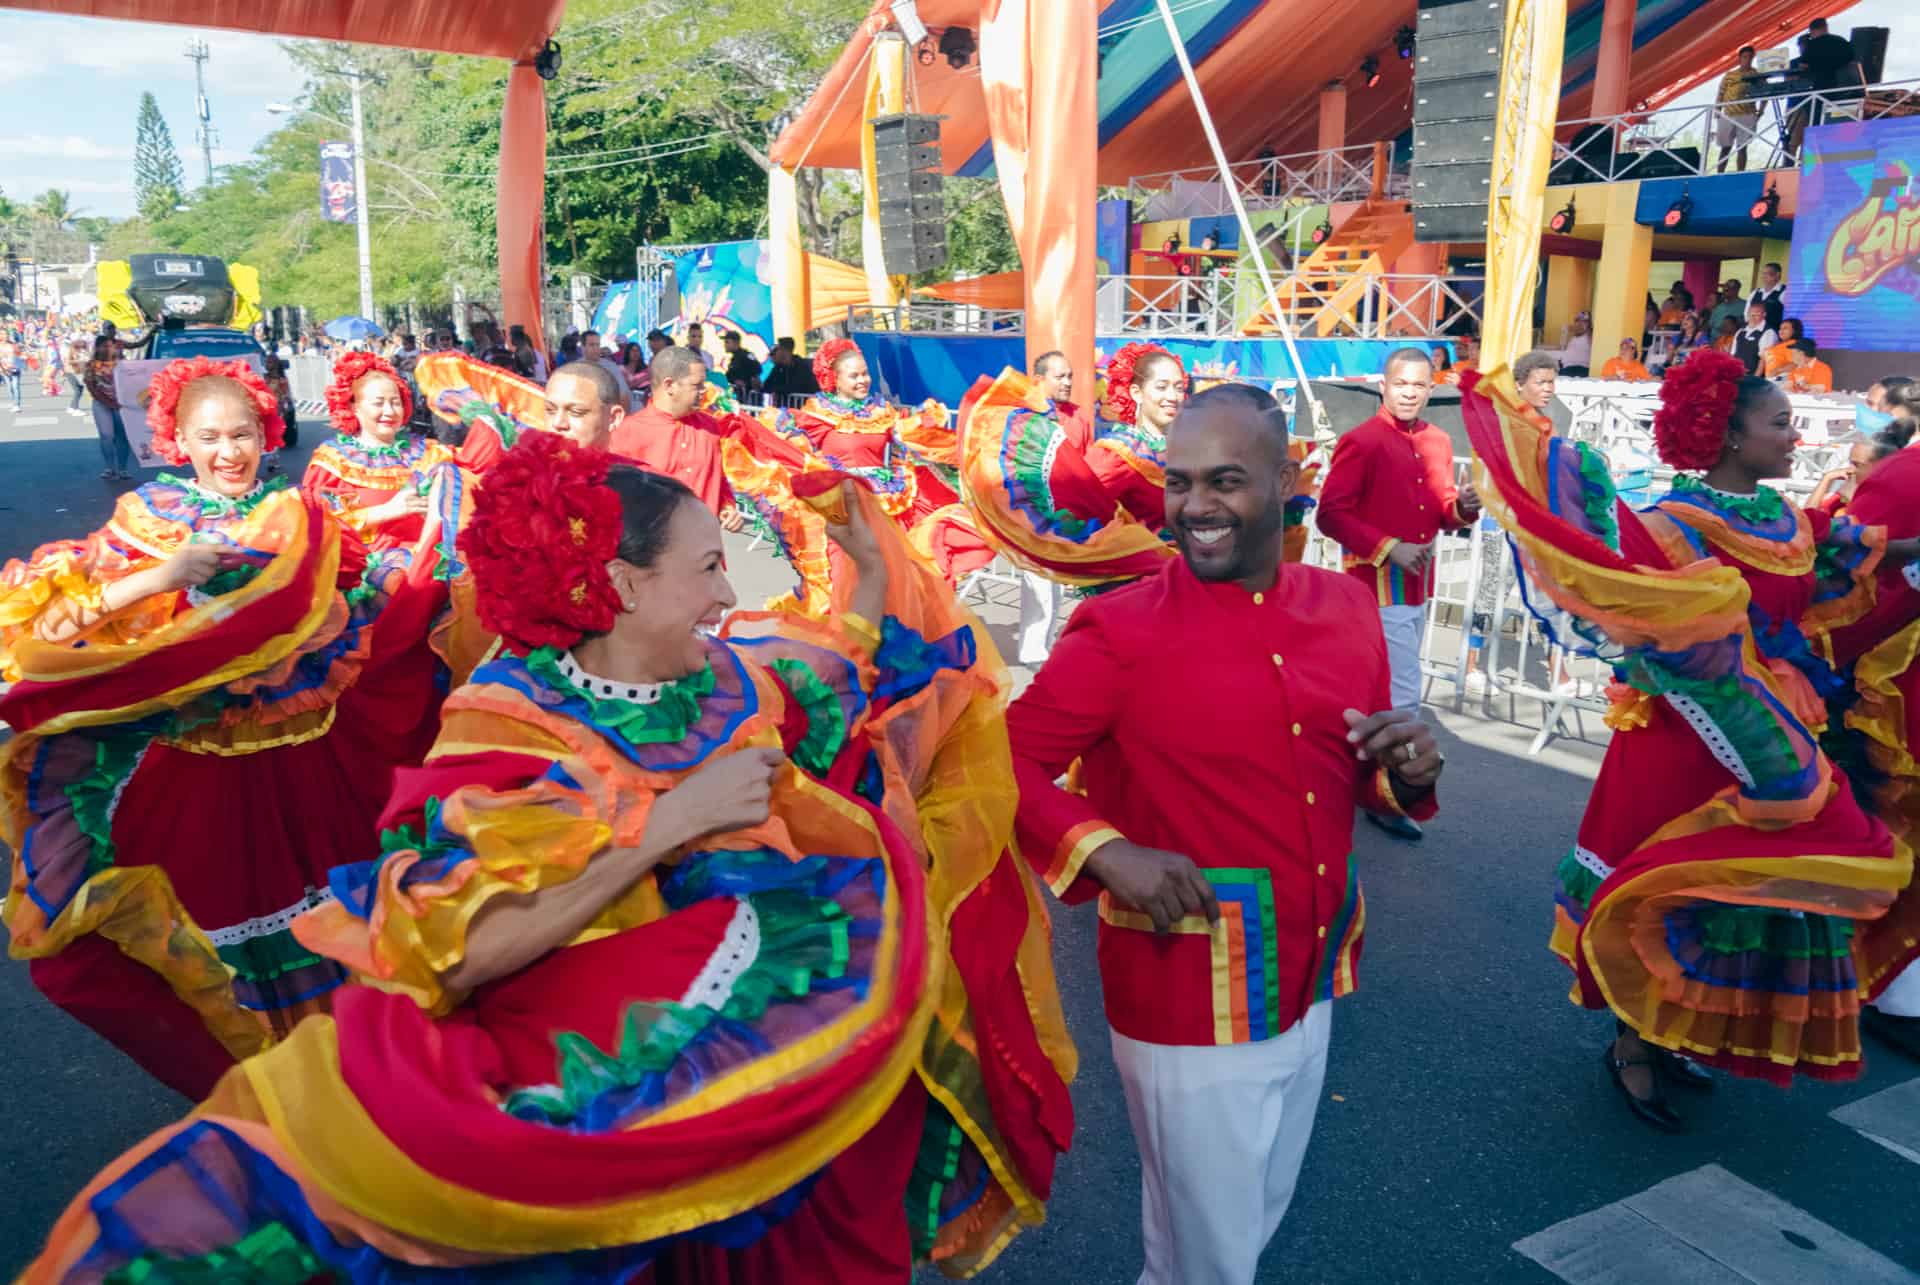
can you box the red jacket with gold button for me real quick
[1007,558,1438,1047]
[1316,411,1469,607]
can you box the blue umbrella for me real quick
[324,316,385,342]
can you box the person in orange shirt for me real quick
[1712,317,1739,353]
[1784,338,1835,394]
[608,345,743,530]
[1760,318,1806,378]
[1599,338,1652,382]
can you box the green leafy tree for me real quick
[32,189,78,229]
[134,92,187,222]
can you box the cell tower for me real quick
[184,38,218,186]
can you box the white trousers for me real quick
[1379,604,1426,712]
[1017,570,1061,665]
[1110,1001,1333,1285]
[1877,960,1920,1017]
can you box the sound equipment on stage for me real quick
[1851,27,1889,86]
[1410,0,1502,244]
[871,113,948,274]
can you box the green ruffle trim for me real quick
[906,1098,970,1259]
[215,924,329,985]
[65,732,151,875]
[194,563,263,599]
[153,473,289,519]
[105,1220,325,1284]
[1555,847,1605,912]
[1621,663,1803,795]
[769,657,851,777]
[459,398,521,448]
[525,646,717,746]
[1572,441,1622,553]
[1009,410,1092,539]
[1671,473,1785,523]
[343,433,412,462]
[1693,905,1856,959]
[502,885,852,1127]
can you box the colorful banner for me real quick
[670,241,775,369]
[319,142,357,224]
[1789,117,1920,354]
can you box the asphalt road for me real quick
[2,376,1916,1283]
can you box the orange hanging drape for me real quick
[497,61,548,354]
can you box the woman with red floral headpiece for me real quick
[302,351,518,554]
[0,357,455,1099]
[789,339,993,583]
[1461,350,1920,1127]
[25,432,1075,1283]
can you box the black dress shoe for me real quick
[1603,1044,1685,1133]
[1863,1006,1920,1061]
[1365,811,1424,843]
[1653,1048,1716,1091]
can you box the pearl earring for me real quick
[623,600,637,612]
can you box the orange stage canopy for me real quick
[0,0,568,349]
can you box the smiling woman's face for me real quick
[178,380,263,497]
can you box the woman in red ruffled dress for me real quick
[792,340,993,583]
[0,358,456,1098]
[1463,351,1920,1131]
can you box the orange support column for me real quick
[1318,83,1348,154]
[1591,0,1637,121]
[496,62,548,353]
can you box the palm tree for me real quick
[32,189,79,229]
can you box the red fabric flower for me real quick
[1653,350,1743,471]
[813,338,862,395]
[325,351,414,435]
[1105,342,1182,426]
[145,356,286,465]
[459,432,625,652]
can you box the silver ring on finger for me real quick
[1402,740,1419,763]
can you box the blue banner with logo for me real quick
[1788,116,1920,354]
[319,142,357,224]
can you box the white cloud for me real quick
[3,176,135,198]
[0,135,131,162]
[2,15,306,101]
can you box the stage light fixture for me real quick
[1311,217,1334,245]
[1750,185,1781,225]
[939,26,977,70]
[534,40,562,81]
[1361,56,1382,89]
[1549,199,1576,234]
[889,0,929,45]
[1662,193,1693,230]
[1396,25,1416,59]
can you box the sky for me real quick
[0,15,308,219]
[0,2,1915,223]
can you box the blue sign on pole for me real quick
[320,142,357,224]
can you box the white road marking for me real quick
[1832,1076,1920,1165]
[8,415,56,426]
[1514,1164,1919,1284]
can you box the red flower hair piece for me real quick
[813,338,862,395]
[145,356,286,465]
[459,432,625,652]
[325,351,414,434]
[1106,342,1183,425]
[1653,350,1743,471]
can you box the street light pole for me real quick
[347,67,375,322]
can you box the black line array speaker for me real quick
[1411,0,1503,243]
[1851,27,1889,86]
[872,113,948,274]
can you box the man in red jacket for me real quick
[1316,349,1479,838]
[1009,383,1442,1284]
[609,345,742,530]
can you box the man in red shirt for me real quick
[609,345,742,530]
[1009,383,1443,1285]
[1317,349,1478,840]
[542,360,627,453]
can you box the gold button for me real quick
[1318,925,1328,939]
[1317,863,1326,876]
[1306,791,1316,804]
[1271,654,1284,667]
[1253,592,1265,605]
[1292,722,1302,736]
